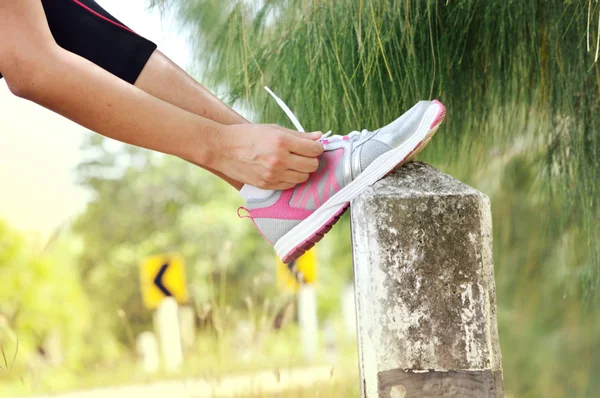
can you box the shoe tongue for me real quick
[320,130,365,146]
[240,185,275,201]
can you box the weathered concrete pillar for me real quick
[351,162,504,398]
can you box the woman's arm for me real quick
[0,0,323,190]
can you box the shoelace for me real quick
[265,87,370,144]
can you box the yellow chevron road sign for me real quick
[276,248,317,292]
[140,254,188,309]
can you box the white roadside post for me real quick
[155,297,184,372]
[136,331,160,374]
[297,284,319,361]
[178,305,196,352]
[342,284,357,338]
[277,249,319,361]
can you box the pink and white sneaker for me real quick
[239,88,446,263]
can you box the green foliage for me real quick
[0,219,95,389]
[159,0,600,289]
[73,135,285,339]
[149,0,600,396]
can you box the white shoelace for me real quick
[265,86,370,144]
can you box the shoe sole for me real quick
[275,101,446,263]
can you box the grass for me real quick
[0,324,360,397]
[0,340,19,374]
[236,379,360,398]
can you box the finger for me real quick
[272,125,323,140]
[285,154,319,173]
[254,175,296,191]
[266,182,296,190]
[293,131,323,140]
[279,170,310,185]
[287,136,324,158]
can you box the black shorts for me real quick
[0,0,157,84]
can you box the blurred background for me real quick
[1,0,600,397]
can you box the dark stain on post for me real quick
[378,368,505,398]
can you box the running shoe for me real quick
[239,87,446,264]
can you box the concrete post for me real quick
[178,305,196,352]
[155,297,184,372]
[351,162,504,398]
[136,331,160,374]
[342,284,357,338]
[298,285,319,361]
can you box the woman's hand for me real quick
[206,123,324,190]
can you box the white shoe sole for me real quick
[275,101,445,263]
